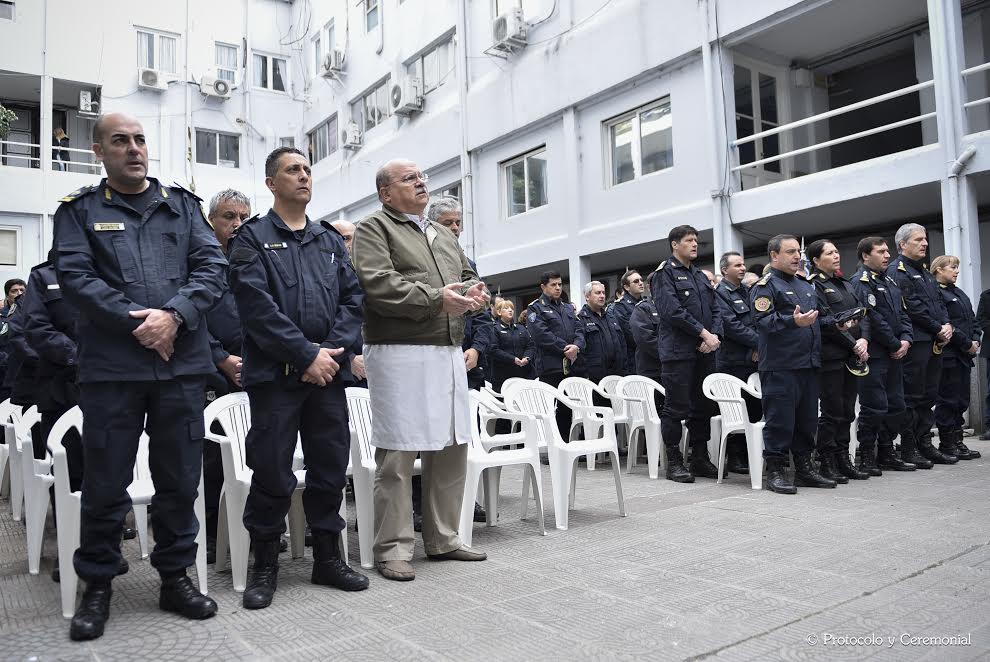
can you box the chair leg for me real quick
[25,484,48,575]
[133,505,149,559]
[57,501,80,618]
[527,462,547,536]
[352,469,375,570]
[708,417,722,466]
[483,467,500,527]
[747,433,765,490]
[548,450,571,530]
[520,465,532,520]
[193,472,208,595]
[338,490,348,567]
[626,428,640,473]
[716,432,729,485]
[10,450,23,521]
[610,451,626,517]
[0,451,9,498]
[215,490,229,572]
[459,464,481,548]
[288,490,306,559]
[645,428,661,480]
[225,490,250,592]
[568,457,578,510]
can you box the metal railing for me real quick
[1,140,101,172]
[0,139,41,166]
[731,79,936,173]
[961,61,990,110]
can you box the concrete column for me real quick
[568,255,590,307]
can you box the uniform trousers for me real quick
[75,377,205,581]
[660,354,716,448]
[242,379,350,541]
[373,443,467,561]
[760,368,818,459]
[856,356,906,449]
[935,357,971,435]
[816,363,858,454]
[901,344,942,444]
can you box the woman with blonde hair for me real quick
[931,255,981,460]
[490,299,536,391]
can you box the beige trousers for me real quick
[373,444,468,561]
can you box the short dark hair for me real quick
[621,269,640,288]
[767,234,798,256]
[806,239,834,263]
[668,225,698,249]
[91,116,106,145]
[540,270,562,286]
[857,236,887,262]
[265,146,306,179]
[718,251,742,274]
[4,278,25,296]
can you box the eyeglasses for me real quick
[387,172,429,187]
[629,278,643,284]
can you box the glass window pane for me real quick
[273,58,287,92]
[366,5,379,31]
[734,65,752,119]
[640,103,673,175]
[254,54,267,88]
[159,36,176,74]
[736,116,755,164]
[376,82,389,120]
[761,125,780,173]
[328,116,338,154]
[423,48,439,92]
[314,37,322,73]
[327,24,335,50]
[0,230,16,266]
[507,161,526,216]
[138,31,154,69]
[408,58,422,82]
[759,73,778,124]
[216,44,236,68]
[351,101,364,131]
[218,134,239,168]
[0,3,13,21]
[365,95,377,129]
[195,130,216,165]
[218,69,235,83]
[526,153,547,209]
[610,118,634,185]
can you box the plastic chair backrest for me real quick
[504,380,559,446]
[345,387,375,468]
[746,372,762,397]
[617,375,663,421]
[49,407,83,499]
[701,373,749,428]
[0,399,18,425]
[559,377,595,407]
[599,375,627,417]
[203,392,252,481]
[12,405,41,455]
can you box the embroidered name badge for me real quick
[93,222,125,232]
[868,294,877,306]
[754,296,772,312]
[264,242,288,250]
[47,284,60,290]
[676,276,688,281]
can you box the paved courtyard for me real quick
[2,438,990,662]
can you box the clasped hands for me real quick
[442,281,490,315]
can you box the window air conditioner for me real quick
[341,122,362,150]
[492,7,527,53]
[200,75,232,99]
[138,68,168,92]
[322,50,345,77]
[390,76,423,116]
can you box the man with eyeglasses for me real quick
[607,269,643,376]
[352,159,490,583]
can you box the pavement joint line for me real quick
[682,539,990,661]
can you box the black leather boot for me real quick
[953,430,980,459]
[835,450,869,480]
[688,443,719,479]
[816,451,848,484]
[899,434,933,469]
[725,438,749,475]
[857,444,883,476]
[69,581,112,641]
[312,533,369,592]
[243,538,281,610]
[159,573,218,619]
[878,445,915,471]
[765,457,796,494]
[919,433,957,465]
[664,445,694,483]
[941,430,974,460]
[793,453,837,488]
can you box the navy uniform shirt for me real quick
[575,304,627,378]
[750,268,821,371]
[52,178,227,383]
[938,282,977,363]
[491,320,537,367]
[463,310,494,387]
[227,210,363,387]
[607,292,639,374]
[205,255,243,394]
[651,256,722,361]
[23,262,78,377]
[629,296,661,379]
[713,280,758,370]
[526,293,584,375]
[853,267,913,357]
[809,269,863,365]
[887,255,949,343]
[2,298,39,405]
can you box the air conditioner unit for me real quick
[390,76,423,116]
[341,122,362,150]
[492,7,527,53]
[322,50,345,77]
[200,75,232,99]
[78,90,96,114]
[138,68,168,92]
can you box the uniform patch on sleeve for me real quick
[229,247,257,265]
[528,312,537,323]
[754,296,772,312]
[867,293,877,307]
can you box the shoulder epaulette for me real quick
[58,185,98,203]
[859,272,870,283]
[170,181,203,202]
[29,260,51,272]
[242,214,260,224]
[939,283,947,289]
[806,272,817,282]
[654,261,665,272]
[527,298,539,307]
[756,274,770,286]
[818,272,827,280]
[897,261,907,272]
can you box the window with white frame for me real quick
[195,129,239,168]
[366,0,379,32]
[137,28,178,74]
[0,228,17,265]
[0,1,14,21]
[734,64,781,173]
[312,34,322,75]
[253,53,287,92]
[350,78,390,133]
[215,42,238,83]
[326,20,336,53]
[605,97,673,187]
[307,116,338,164]
[439,182,460,199]
[408,39,453,94]
[503,148,547,217]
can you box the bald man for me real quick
[330,220,356,254]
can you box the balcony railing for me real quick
[0,139,101,172]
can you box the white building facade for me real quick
[2,0,989,327]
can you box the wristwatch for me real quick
[164,307,184,327]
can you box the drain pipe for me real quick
[456,0,476,262]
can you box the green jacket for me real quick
[352,205,480,346]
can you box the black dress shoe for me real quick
[69,581,112,641]
[311,534,369,592]
[954,437,980,459]
[206,536,217,565]
[793,454,837,488]
[765,459,796,494]
[413,511,423,532]
[122,527,137,541]
[725,446,749,475]
[473,502,488,522]
[816,453,848,484]
[159,574,218,620]
[665,446,694,483]
[835,452,869,480]
[243,539,280,610]
[689,457,719,479]
[857,446,883,477]
[919,443,957,465]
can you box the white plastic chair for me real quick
[747,371,762,396]
[51,407,208,617]
[559,376,629,470]
[205,393,306,592]
[599,375,631,448]
[459,393,546,547]
[503,380,625,530]
[4,402,25,520]
[16,406,49,574]
[702,373,766,490]
[0,399,17,499]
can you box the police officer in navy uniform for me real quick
[527,270,585,439]
[53,113,225,640]
[714,251,760,475]
[650,225,721,483]
[750,234,836,494]
[0,279,25,401]
[806,239,871,483]
[228,147,368,610]
[887,223,957,466]
[852,237,916,475]
[629,290,661,382]
[490,299,536,390]
[931,255,981,460]
[576,281,627,384]
[607,269,644,375]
